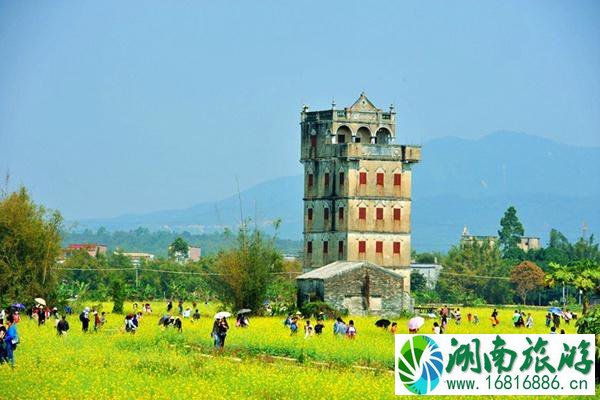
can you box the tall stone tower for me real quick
[300,93,421,291]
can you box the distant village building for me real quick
[169,244,201,263]
[188,246,201,262]
[460,226,540,251]
[296,94,421,314]
[66,243,108,258]
[410,263,443,289]
[122,252,155,266]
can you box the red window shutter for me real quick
[376,173,384,186]
[308,174,313,187]
[307,208,313,221]
[338,240,344,254]
[394,208,401,221]
[393,242,401,254]
[359,207,366,220]
[310,135,317,148]
[376,208,383,220]
[339,172,345,186]
[324,173,330,187]
[307,241,313,254]
[376,241,383,253]
[394,173,402,186]
[338,207,344,220]
[359,172,367,185]
[324,207,329,221]
[323,241,328,254]
[358,241,366,253]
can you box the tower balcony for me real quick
[301,143,421,163]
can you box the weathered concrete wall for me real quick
[321,266,408,316]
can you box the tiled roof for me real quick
[297,261,404,280]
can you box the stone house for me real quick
[296,261,410,316]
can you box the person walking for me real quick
[80,308,90,333]
[4,315,19,367]
[37,306,46,326]
[167,300,173,313]
[212,317,229,349]
[491,309,499,327]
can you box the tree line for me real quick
[412,206,600,312]
[0,188,299,313]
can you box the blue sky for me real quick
[1,1,599,219]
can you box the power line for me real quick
[53,266,300,277]
[438,271,511,281]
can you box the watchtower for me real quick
[300,93,421,291]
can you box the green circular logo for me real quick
[397,335,444,395]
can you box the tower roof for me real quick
[348,92,379,112]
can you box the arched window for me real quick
[375,127,392,144]
[336,126,352,144]
[355,127,371,144]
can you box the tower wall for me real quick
[300,94,420,287]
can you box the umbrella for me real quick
[548,307,562,315]
[35,298,46,306]
[408,317,425,331]
[236,309,252,315]
[11,303,25,310]
[375,319,391,328]
[214,311,231,320]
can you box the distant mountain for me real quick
[415,131,600,199]
[74,132,600,252]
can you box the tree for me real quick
[110,279,126,313]
[437,240,511,304]
[207,225,283,311]
[509,261,545,305]
[498,206,524,257]
[168,237,189,262]
[0,187,62,303]
[546,260,600,314]
[410,271,427,293]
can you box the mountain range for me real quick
[73,132,600,252]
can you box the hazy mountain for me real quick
[74,132,600,252]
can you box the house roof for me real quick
[297,261,405,280]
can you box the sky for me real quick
[1,1,599,220]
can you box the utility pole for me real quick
[135,262,139,288]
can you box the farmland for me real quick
[0,303,596,400]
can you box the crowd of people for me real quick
[283,313,358,339]
[1,298,584,369]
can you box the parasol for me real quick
[375,319,391,328]
[408,316,425,331]
[214,311,231,320]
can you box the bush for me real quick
[576,307,600,383]
[300,301,342,318]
